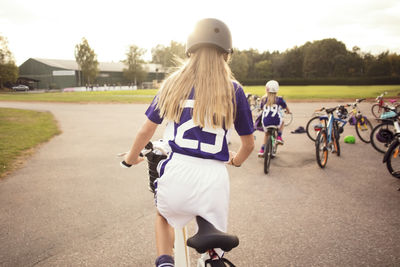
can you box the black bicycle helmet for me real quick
[376,129,394,143]
[186,18,233,56]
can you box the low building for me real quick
[18,58,166,89]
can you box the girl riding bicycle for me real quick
[122,18,254,267]
[258,80,291,157]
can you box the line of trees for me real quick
[1,34,400,89]
[136,38,400,85]
[228,38,400,85]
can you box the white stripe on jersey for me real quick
[182,99,195,108]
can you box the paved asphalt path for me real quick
[0,101,399,267]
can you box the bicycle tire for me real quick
[355,117,373,143]
[306,116,322,142]
[316,130,328,168]
[386,139,400,179]
[370,121,395,153]
[283,112,293,126]
[371,103,383,118]
[264,135,272,174]
[333,121,341,157]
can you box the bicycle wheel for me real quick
[264,136,272,174]
[355,116,373,143]
[283,112,293,126]
[306,116,323,142]
[316,130,328,168]
[370,121,395,153]
[371,103,383,118]
[333,121,341,157]
[386,140,400,179]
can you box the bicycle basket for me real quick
[376,129,394,143]
[337,106,348,119]
[348,116,356,126]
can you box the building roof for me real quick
[30,58,164,73]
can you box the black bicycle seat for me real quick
[326,107,337,114]
[187,216,239,254]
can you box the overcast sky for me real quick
[1,0,399,65]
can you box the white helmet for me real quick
[266,80,279,93]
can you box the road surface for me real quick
[0,101,399,266]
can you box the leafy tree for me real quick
[74,38,99,85]
[388,53,400,76]
[122,45,147,85]
[303,39,347,78]
[0,35,18,88]
[229,51,249,82]
[366,52,392,77]
[254,60,273,80]
[151,41,185,67]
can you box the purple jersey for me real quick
[260,96,287,127]
[145,82,254,161]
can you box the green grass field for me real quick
[0,85,399,103]
[244,85,400,100]
[0,108,60,178]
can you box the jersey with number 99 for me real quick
[145,82,254,162]
[260,96,287,127]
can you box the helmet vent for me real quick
[214,28,220,33]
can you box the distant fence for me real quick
[63,85,140,92]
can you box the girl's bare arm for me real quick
[124,118,158,165]
[229,134,255,166]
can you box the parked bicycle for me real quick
[382,109,400,179]
[307,99,372,143]
[370,108,399,154]
[307,105,348,142]
[346,98,373,143]
[371,92,400,119]
[246,93,261,120]
[315,106,348,168]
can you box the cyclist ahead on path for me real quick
[122,18,255,267]
[258,80,291,156]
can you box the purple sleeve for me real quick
[278,97,287,109]
[145,96,163,124]
[234,84,255,136]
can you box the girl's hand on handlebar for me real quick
[118,150,145,168]
[124,155,145,166]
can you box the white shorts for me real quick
[156,153,230,232]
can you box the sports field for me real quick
[244,85,400,100]
[0,85,399,103]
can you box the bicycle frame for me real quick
[321,113,347,144]
[175,227,192,267]
[267,127,278,156]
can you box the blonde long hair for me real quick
[262,92,277,107]
[155,47,236,129]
